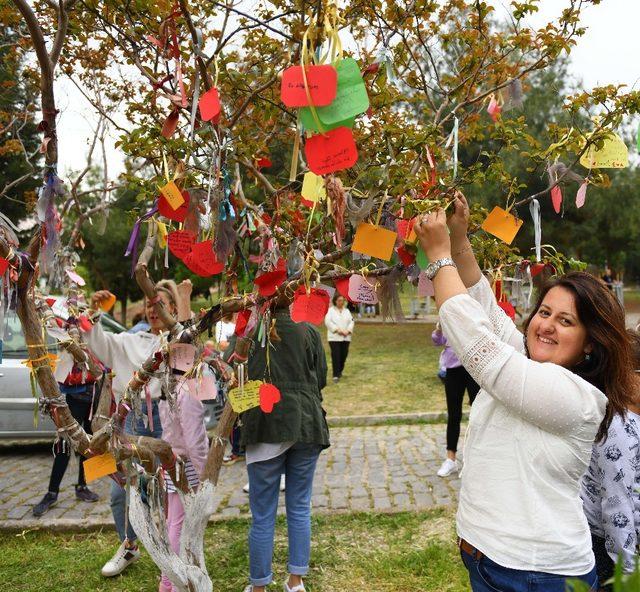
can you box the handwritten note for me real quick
[481,206,523,245]
[169,343,196,372]
[280,64,337,107]
[159,181,185,211]
[351,222,397,261]
[228,380,263,413]
[348,274,379,304]
[84,452,117,483]
[580,131,628,169]
[168,230,195,260]
[304,126,358,175]
[290,287,330,325]
[299,58,369,127]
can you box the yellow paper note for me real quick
[159,181,185,210]
[579,131,628,169]
[156,220,168,248]
[301,172,326,203]
[481,206,523,245]
[84,452,117,483]
[228,380,263,413]
[351,222,397,261]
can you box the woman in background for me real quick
[324,294,354,383]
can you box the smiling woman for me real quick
[413,193,637,592]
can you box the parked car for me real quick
[0,311,220,438]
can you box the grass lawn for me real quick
[321,321,449,417]
[0,508,469,592]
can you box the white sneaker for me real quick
[243,482,250,493]
[284,580,305,592]
[437,458,459,477]
[280,474,286,492]
[101,540,141,576]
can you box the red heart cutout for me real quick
[304,127,358,176]
[183,240,225,277]
[254,259,287,297]
[199,87,221,122]
[290,286,330,325]
[0,257,8,275]
[259,383,281,413]
[159,190,190,222]
[280,64,338,108]
[167,230,195,260]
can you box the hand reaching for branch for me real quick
[447,191,470,241]
[414,209,452,262]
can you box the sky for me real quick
[54,0,640,182]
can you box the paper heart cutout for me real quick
[254,259,287,297]
[259,383,281,413]
[290,287,330,325]
[168,230,195,260]
[183,240,225,277]
[333,277,353,302]
[199,87,221,122]
[159,190,190,222]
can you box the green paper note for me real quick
[416,247,429,270]
[299,57,369,129]
[299,109,355,133]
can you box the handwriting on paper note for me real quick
[580,131,628,169]
[351,222,397,261]
[159,190,189,222]
[304,127,358,175]
[290,287,330,325]
[169,343,196,372]
[159,181,185,211]
[348,274,379,304]
[481,206,523,245]
[228,380,263,413]
[168,230,195,260]
[280,64,337,107]
[84,452,117,483]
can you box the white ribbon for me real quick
[529,198,541,262]
[445,116,459,179]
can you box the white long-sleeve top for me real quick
[324,306,354,342]
[439,275,607,575]
[581,411,640,572]
[84,319,163,401]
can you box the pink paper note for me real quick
[576,181,588,208]
[169,343,196,372]
[348,274,379,304]
[186,374,218,401]
[417,272,435,297]
[66,269,86,286]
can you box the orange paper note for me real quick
[351,222,397,261]
[159,181,185,210]
[84,452,117,483]
[99,293,116,312]
[481,206,523,245]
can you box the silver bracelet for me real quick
[425,257,457,280]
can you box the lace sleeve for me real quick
[467,275,524,353]
[439,293,606,434]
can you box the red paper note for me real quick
[396,245,416,267]
[0,257,8,275]
[235,309,253,337]
[256,156,272,169]
[281,64,338,108]
[334,277,353,302]
[304,127,358,175]
[183,240,224,276]
[161,109,180,138]
[259,383,282,413]
[254,259,287,297]
[199,87,221,122]
[290,287,330,325]
[168,230,195,260]
[551,185,562,214]
[159,190,189,223]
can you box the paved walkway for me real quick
[0,424,458,531]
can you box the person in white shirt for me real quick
[88,279,191,579]
[324,294,354,382]
[413,193,636,592]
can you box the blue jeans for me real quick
[461,547,599,591]
[111,401,162,543]
[247,443,321,586]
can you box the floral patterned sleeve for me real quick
[596,415,640,573]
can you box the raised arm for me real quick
[447,192,482,289]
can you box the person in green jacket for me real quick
[228,307,329,592]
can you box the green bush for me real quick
[567,557,640,591]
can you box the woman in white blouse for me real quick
[324,294,355,383]
[414,194,636,592]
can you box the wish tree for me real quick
[2,0,640,589]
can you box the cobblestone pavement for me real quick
[0,424,459,530]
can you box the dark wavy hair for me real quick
[523,271,635,442]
